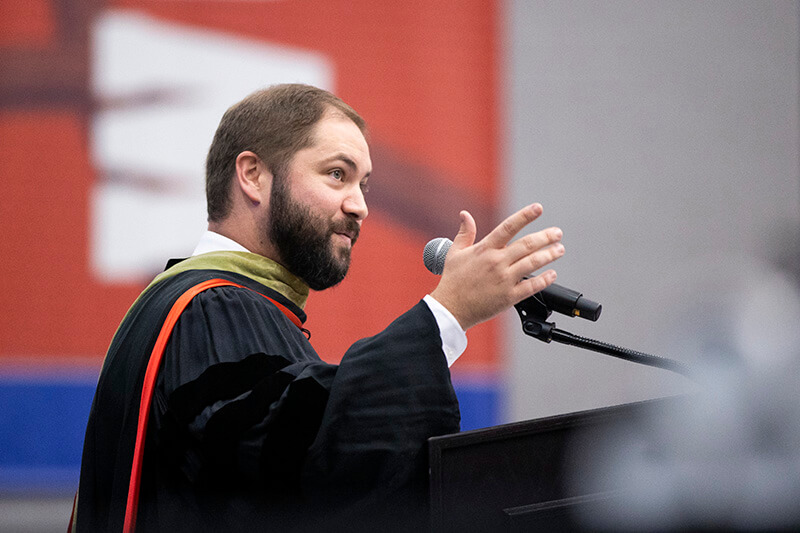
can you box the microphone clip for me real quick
[514,297,556,343]
[514,283,604,342]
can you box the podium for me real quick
[428,397,679,532]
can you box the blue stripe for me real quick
[0,380,95,493]
[452,378,502,431]
[0,375,501,493]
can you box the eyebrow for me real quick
[322,153,371,178]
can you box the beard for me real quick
[266,176,360,291]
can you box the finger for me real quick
[509,242,565,281]
[451,210,477,250]
[511,269,558,304]
[483,203,543,249]
[505,227,563,265]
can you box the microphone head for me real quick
[423,237,452,275]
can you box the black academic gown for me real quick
[76,265,460,532]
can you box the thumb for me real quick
[451,210,477,250]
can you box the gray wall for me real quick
[503,0,800,421]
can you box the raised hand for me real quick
[429,203,564,330]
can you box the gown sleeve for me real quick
[304,300,462,528]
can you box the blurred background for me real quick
[1,0,797,530]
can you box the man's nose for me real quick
[342,186,368,221]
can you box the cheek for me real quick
[304,188,343,216]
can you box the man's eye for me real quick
[360,182,370,193]
[330,169,343,180]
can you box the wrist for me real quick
[429,287,472,330]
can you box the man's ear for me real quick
[234,151,271,204]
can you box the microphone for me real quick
[423,237,602,321]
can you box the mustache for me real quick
[331,218,361,244]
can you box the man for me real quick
[74,84,564,531]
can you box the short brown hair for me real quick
[205,84,367,222]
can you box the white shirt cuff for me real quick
[423,294,468,367]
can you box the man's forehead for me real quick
[307,112,372,172]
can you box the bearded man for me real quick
[73,84,565,532]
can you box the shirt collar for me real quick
[178,230,309,309]
[192,230,250,256]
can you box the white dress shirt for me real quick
[192,231,467,367]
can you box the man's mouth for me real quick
[333,232,355,248]
[332,222,360,245]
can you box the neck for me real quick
[208,219,285,271]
